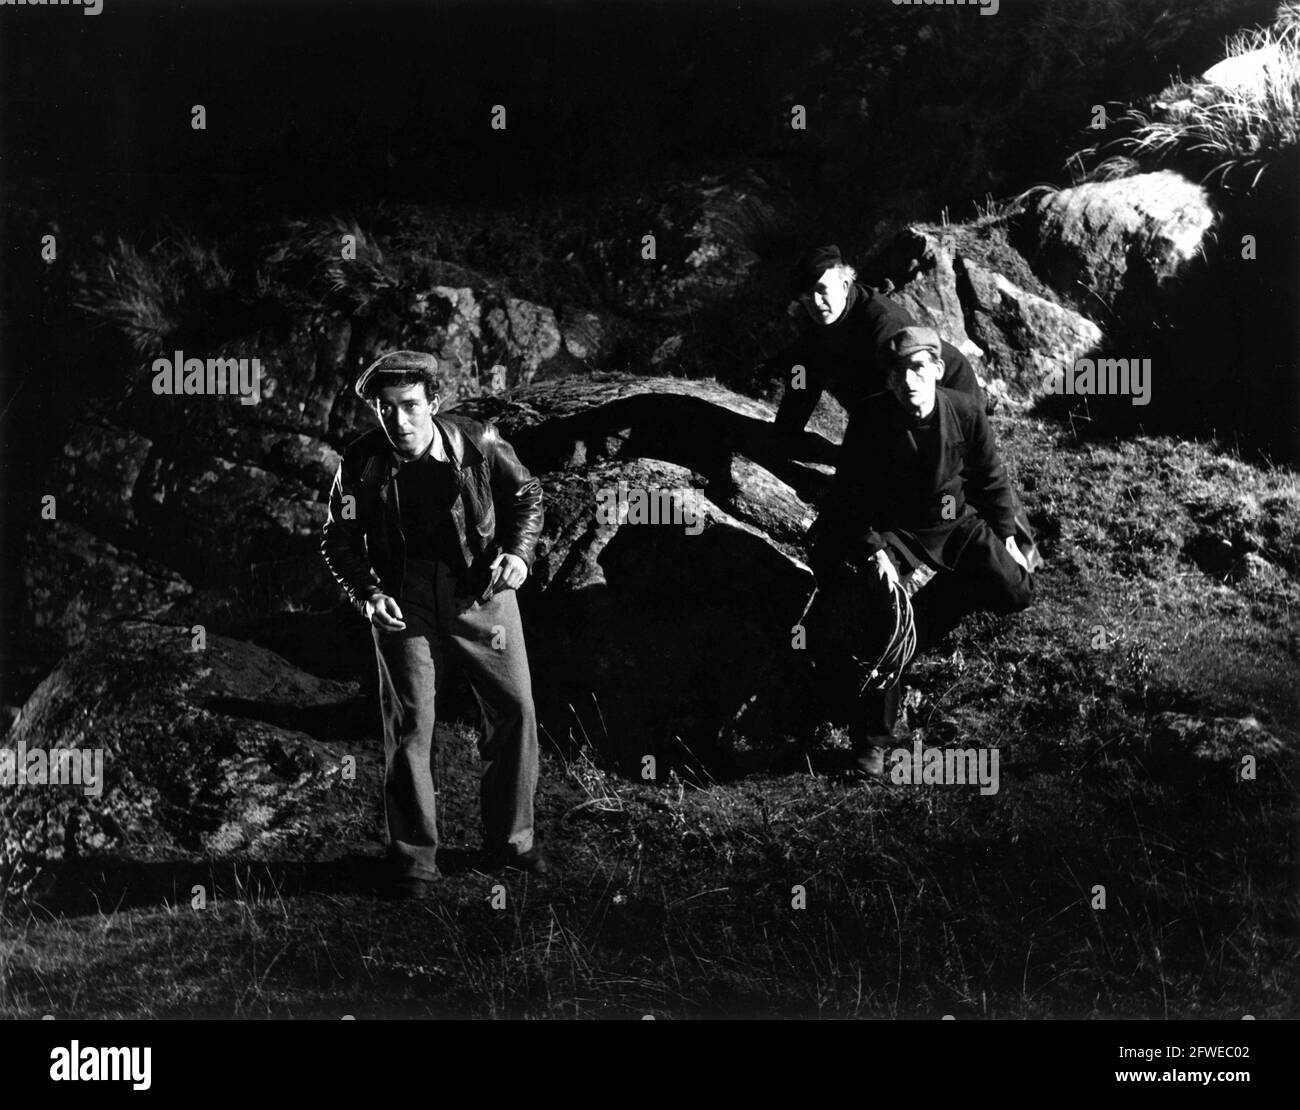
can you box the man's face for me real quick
[373,381,438,458]
[803,268,852,324]
[888,351,942,413]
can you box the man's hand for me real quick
[1005,536,1030,572]
[487,552,528,594]
[872,549,900,589]
[365,593,406,632]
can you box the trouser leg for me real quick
[805,582,856,725]
[437,565,539,856]
[807,573,903,746]
[952,521,1035,616]
[372,565,442,880]
[814,524,1032,756]
[910,571,969,651]
[854,571,960,748]
[858,684,901,744]
[910,522,1033,652]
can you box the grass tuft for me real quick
[1079,3,1300,192]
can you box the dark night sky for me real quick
[1,0,839,209]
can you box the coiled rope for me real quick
[798,566,919,694]
[857,577,917,694]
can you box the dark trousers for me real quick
[372,558,539,879]
[812,519,1033,745]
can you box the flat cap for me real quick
[354,349,440,399]
[884,326,942,362]
[790,244,844,293]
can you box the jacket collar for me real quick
[884,387,962,441]
[372,414,483,474]
[433,414,482,467]
[934,388,962,442]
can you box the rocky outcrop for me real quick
[21,521,192,660]
[466,374,836,505]
[20,374,839,786]
[958,258,1104,397]
[864,224,1105,402]
[0,621,372,898]
[28,413,341,659]
[866,227,984,369]
[1016,171,1215,321]
[1202,43,1285,94]
[1036,12,1298,460]
[454,375,829,768]
[254,235,573,413]
[17,257,582,668]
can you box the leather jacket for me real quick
[321,414,544,612]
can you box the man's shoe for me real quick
[379,868,439,904]
[381,874,439,901]
[852,745,888,780]
[490,844,551,876]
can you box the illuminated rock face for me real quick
[862,224,1105,403]
[1020,171,1215,321]
[1202,44,1285,96]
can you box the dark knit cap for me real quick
[790,244,845,293]
[355,349,440,399]
[884,326,943,362]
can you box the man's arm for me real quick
[772,336,826,436]
[485,422,544,568]
[320,457,386,613]
[774,288,905,435]
[807,414,887,575]
[963,407,1017,540]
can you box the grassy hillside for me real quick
[3,409,1294,1018]
[2,0,1295,1021]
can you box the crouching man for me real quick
[807,327,1034,776]
[770,244,1042,571]
[321,350,548,898]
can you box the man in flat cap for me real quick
[807,327,1034,775]
[321,350,547,898]
[770,244,983,436]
